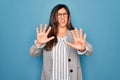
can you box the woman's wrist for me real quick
[36,40,42,47]
[79,47,86,52]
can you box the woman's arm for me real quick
[30,40,45,57]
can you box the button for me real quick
[68,59,71,62]
[70,69,73,72]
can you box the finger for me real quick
[36,27,39,35]
[40,24,42,33]
[46,27,51,35]
[75,28,79,38]
[66,42,75,48]
[47,36,54,42]
[43,24,47,32]
[71,30,76,40]
[80,28,83,39]
[83,33,86,40]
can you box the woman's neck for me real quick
[57,27,67,38]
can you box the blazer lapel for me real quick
[66,30,73,57]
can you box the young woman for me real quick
[30,4,93,80]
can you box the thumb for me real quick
[47,36,54,42]
[66,42,74,48]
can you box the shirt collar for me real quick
[57,36,67,41]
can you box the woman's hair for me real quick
[45,4,74,51]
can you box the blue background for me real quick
[0,0,120,80]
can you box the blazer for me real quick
[30,30,93,80]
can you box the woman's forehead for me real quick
[58,8,67,13]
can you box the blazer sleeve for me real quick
[29,40,45,57]
[83,42,93,56]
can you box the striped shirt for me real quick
[34,33,87,80]
[52,36,69,80]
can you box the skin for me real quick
[36,8,86,52]
[57,8,68,38]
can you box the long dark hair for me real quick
[45,4,74,51]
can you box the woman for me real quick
[30,4,93,80]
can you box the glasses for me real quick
[57,13,68,18]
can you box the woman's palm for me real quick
[36,24,54,45]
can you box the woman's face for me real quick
[57,8,68,28]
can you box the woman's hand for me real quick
[36,24,54,47]
[66,28,86,52]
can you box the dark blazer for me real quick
[30,30,93,80]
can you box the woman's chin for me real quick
[59,25,66,28]
[59,24,67,27]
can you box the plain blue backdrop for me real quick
[0,0,120,80]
